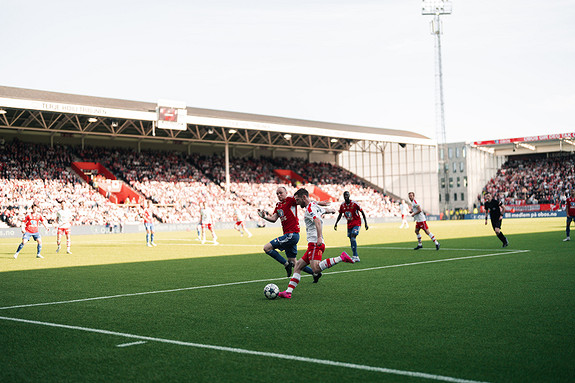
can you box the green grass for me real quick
[0,218,573,382]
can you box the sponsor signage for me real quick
[473,133,575,146]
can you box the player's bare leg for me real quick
[66,233,72,254]
[424,228,440,250]
[243,224,252,238]
[414,227,423,250]
[279,252,354,299]
[14,238,29,259]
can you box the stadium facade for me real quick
[0,86,440,214]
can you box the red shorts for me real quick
[302,243,325,263]
[58,228,71,235]
[235,221,243,226]
[202,223,213,231]
[415,221,429,230]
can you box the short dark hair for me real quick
[294,188,309,198]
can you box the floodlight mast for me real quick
[422,0,452,212]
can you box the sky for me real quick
[1,0,574,143]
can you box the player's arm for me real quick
[314,216,323,245]
[361,209,369,230]
[334,212,343,230]
[499,201,505,220]
[317,200,331,207]
[411,205,421,217]
[323,206,336,215]
[259,209,278,223]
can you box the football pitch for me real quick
[1,218,573,382]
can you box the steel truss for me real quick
[0,107,354,153]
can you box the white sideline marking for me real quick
[116,341,147,348]
[0,250,529,311]
[0,315,490,383]
[366,246,521,252]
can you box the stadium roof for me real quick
[0,86,433,152]
[471,133,575,156]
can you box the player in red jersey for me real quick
[14,204,49,259]
[278,188,355,299]
[258,186,317,280]
[334,191,368,262]
[143,200,157,247]
[564,189,575,241]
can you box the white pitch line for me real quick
[0,249,529,311]
[0,315,490,383]
[116,341,147,348]
[365,246,522,252]
[0,277,287,310]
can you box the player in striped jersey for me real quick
[278,188,355,299]
[233,206,252,238]
[200,202,218,245]
[56,200,74,254]
[409,192,440,250]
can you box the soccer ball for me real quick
[264,283,279,300]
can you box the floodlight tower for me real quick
[422,0,452,213]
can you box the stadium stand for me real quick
[481,155,574,207]
[0,140,139,228]
[1,140,403,228]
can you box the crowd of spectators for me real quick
[1,140,404,228]
[481,155,574,206]
[0,140,139,228]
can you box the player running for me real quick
[334,191,368,262]
[484,193,509,247]
[143,200,157,247]
[565,189,575,241]
[233,206,252,238]
[14,204,49,259]
[278,188,355,299]
[408,192,440,250]
[200,202,218,245]
[258,186,318,280]
[56,200,74,254]
[399,199,409,228]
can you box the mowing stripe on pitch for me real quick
[0,315,490,383]
[0,249,529,311]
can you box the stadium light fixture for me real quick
[422,0,452,210]
[111,121,119,128]
[564,139,575,147]
[284,134,292,140]
[0,109,6,114]
[88,117,98,123]
[422,0,453,15]
[330,138,338,143]
[518,142,536,151]
[207,128,214,134]
[228,129,237,134]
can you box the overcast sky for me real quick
[1,0,573,143]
